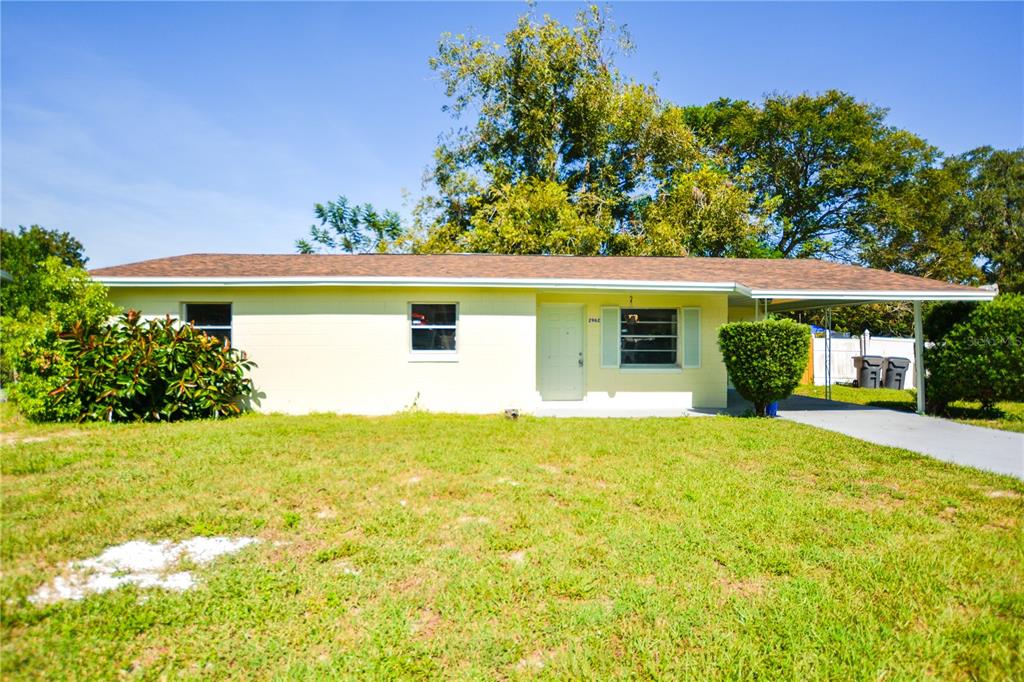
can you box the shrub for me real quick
[718,319,811,417]
[925,294,1024,415]
[9,310,257,422]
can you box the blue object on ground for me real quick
[766,401,779,417]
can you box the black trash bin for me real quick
[853,355,884,388]
[883,357,911,389]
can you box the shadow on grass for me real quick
[862,400,916,413]
[865,398,1019,424]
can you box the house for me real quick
[90,254,996,416]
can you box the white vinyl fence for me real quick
[812,334,916,389]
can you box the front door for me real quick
[538,304,585,400]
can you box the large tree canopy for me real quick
[961,147,1024,294]
[413,6,764,256]
[684,91,937,260]
[297,4,1022,309]
[858,146,1023,292]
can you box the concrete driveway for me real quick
[773,394,1024,480]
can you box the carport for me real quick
[741,280,997,414]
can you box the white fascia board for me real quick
[746,289,998,302]
[92,275,740,293]
[91,276,997,301]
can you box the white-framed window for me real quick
[620,308,678,367]
[601,306,701,369]
[410,303,457,354]
[184,303,232,345]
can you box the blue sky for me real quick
[2,1,1022,268]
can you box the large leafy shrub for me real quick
[925,294,1024,415]
[10,310,257,422]
[718,320,811,417]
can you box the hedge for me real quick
[925,294,1024,415]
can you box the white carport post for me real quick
[914,301,926,414]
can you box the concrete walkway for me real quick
[772,394,1024,480]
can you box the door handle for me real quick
[578,352,584,367]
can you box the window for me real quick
[620,308,678,366]
[601,306,701,369]
[185,303,232,345]
[410,303,457,352]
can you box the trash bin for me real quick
[883,357,911,389]
[853,355,884,388]
[766,401,779,417]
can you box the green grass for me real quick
[793,384,1024,433]
[2,408,1022,680]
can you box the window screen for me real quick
[411,303,457,352]
[620,308,677,366]
[185,303,232,344]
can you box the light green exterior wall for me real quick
[108,286,733,414]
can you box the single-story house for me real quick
[90,254,996,416]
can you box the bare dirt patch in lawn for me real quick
[0,430,87,446]
[834,491,906,513]
[717,575,766,599]
[410,608,442,638]
[985,489,1021,499]
[986,517,1018,531]
[455,515,491,525]
[514,649,558,673]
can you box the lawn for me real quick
[2,407,1022,680]
[793,384,1024,433]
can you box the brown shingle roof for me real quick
[90,253,985,295]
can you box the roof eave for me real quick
[91,275,741,293]
[752,288,998,302]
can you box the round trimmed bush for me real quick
[925,294,1024,415]
[718,319,811,417]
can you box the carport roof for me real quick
[90,253,996,302]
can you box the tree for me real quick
[296,196,405,254]
[858,160,981,283]
[1,225,87,316]
[415,5,762,256]
[959,147,1024,293]
[1,257,116,385]
[417,178,609,255]
[861,146,1023,294]
[684,91,936,260]
[622,168,774,257]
